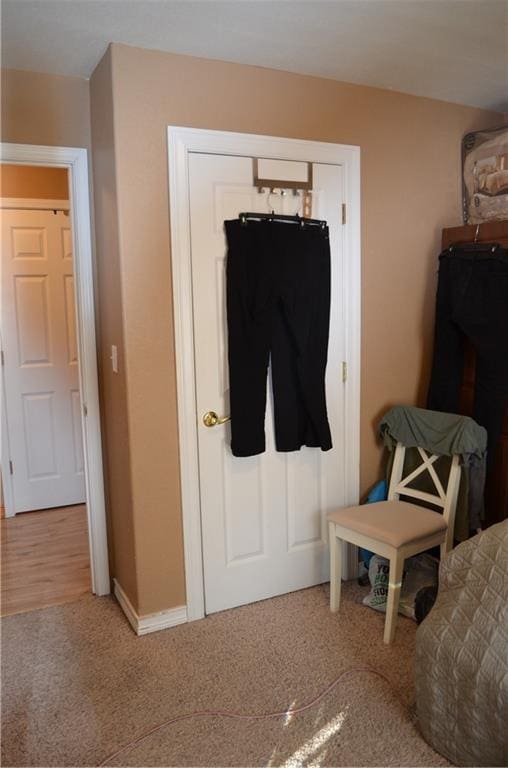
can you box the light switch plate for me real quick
[111,345,118,373]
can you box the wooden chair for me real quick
[328,441,461,644]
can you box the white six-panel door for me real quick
[188,153,348,614]
[1,208,86,513]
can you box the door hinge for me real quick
[341,203,346,225]
[342,361,348,382]
[9,460,13,475]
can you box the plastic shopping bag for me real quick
[363,553,439,620]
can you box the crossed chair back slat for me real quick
[387,442,461,552]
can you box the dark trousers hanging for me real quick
[225,219,333,457]
[427,247,508,468]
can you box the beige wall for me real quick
[0,164,68,199]
[89,50,138,607]
[1,69,91,149]
[89,43,504,616]
[3,53,503,619]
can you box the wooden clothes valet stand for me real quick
[441,219,508,527]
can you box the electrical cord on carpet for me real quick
[98,666,402,766]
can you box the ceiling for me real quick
[2,0,507,112]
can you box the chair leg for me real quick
[329,522,342,613]
[441,525,453,557]
[383,552,405,644]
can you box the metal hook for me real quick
[267,187,280,216]
[474,223,480,243]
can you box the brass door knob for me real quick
[203,411,230,428]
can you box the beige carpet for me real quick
[1,582,450,767]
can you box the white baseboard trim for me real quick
[113,578,188,636]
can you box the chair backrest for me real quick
[387,442,461,541]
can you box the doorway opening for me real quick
[1,165,90,614]
[0,145,109,614]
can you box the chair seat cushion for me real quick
[327,500,447,548]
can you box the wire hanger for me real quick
[239,211,327,229]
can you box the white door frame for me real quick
[167,127,361,621]
[0,143,110,596]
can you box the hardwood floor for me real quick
[0,505,91,617]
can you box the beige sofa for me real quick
[415,520,508,766]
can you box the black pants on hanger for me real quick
[427,247,508,468]
[225,219,333,457]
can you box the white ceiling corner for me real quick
[1,0,507,112]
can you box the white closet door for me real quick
[188,153,347,614]
[1,208,85,513]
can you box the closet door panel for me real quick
[189,152,348,613]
